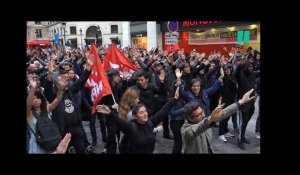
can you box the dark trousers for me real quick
[154,100,169,136]
[105,115,120,154]
[170,119,184,154]
[219,115,231,135]
[68,125,86,154]
[90,113,107,142]
[219,100,238,135]
[231,113,238,129]
[239,106,255,140]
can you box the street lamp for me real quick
[61,22,66,50]
[96,25,100,47]
[80,28,83,47]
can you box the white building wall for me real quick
[47,21,122,47]
[156,23,162,50]
[147,21,157,51]
[122,21,131,47]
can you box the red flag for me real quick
[85,44,112,114]
[103,43,138,74]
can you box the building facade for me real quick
[48,21,123,49]
[27,21,51,47]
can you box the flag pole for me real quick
[111,93,118,112]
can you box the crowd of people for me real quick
[26,44,260,154]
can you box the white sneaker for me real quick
[224,132,235,138]
[255,132,260,139]
[218,135,227,143]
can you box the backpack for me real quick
[28,111,62,152]
[118,122,137,154]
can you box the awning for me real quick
[27,39,52,46]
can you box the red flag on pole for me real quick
[85,44,112,114]
[103,43,138,74]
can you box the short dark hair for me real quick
[183,102,205,118]
[135,69,150,79]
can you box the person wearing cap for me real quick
[151,60,172,139]
[100,68,129,154]
[27,73,45,94]
[181,89,255,153]
[44,54,95,154]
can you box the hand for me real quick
[200,52,206,58]
[123,68,130,80]
[210,104,225,121]
[153,125,163,133]
[28,74,37,89]
[239,89,256,105]
[86,54,95,71]
[54,133,71,154]
[96,105,111,114]
[220,67,224,78]
[112,103,119,110]
[175,68,182,79]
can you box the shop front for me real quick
[161,21,260,55]
[27,39,52,48]
[131,32,147,49]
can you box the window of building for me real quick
[70,26,77,35]
[111,25,118,33]
[36,29,42,38]
[35,21,41,24]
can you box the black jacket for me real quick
[220,75,237,106]
[109,98,177,153]
[47,69,91,134]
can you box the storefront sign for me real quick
[165,32,179,45]
[165,32,179,38]
[161,21,258,32]
[189,28,257,45]
[165,38,178,45]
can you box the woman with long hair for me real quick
[26,74,71,153]
[118,87,140,121]
[96,88,179,154]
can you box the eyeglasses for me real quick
[191,109,205,118]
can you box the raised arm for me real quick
[27,75,36,118]
[150,87,179,126]
[96,105,134,135]
[68,54,94,94]
[47,76,67,113]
